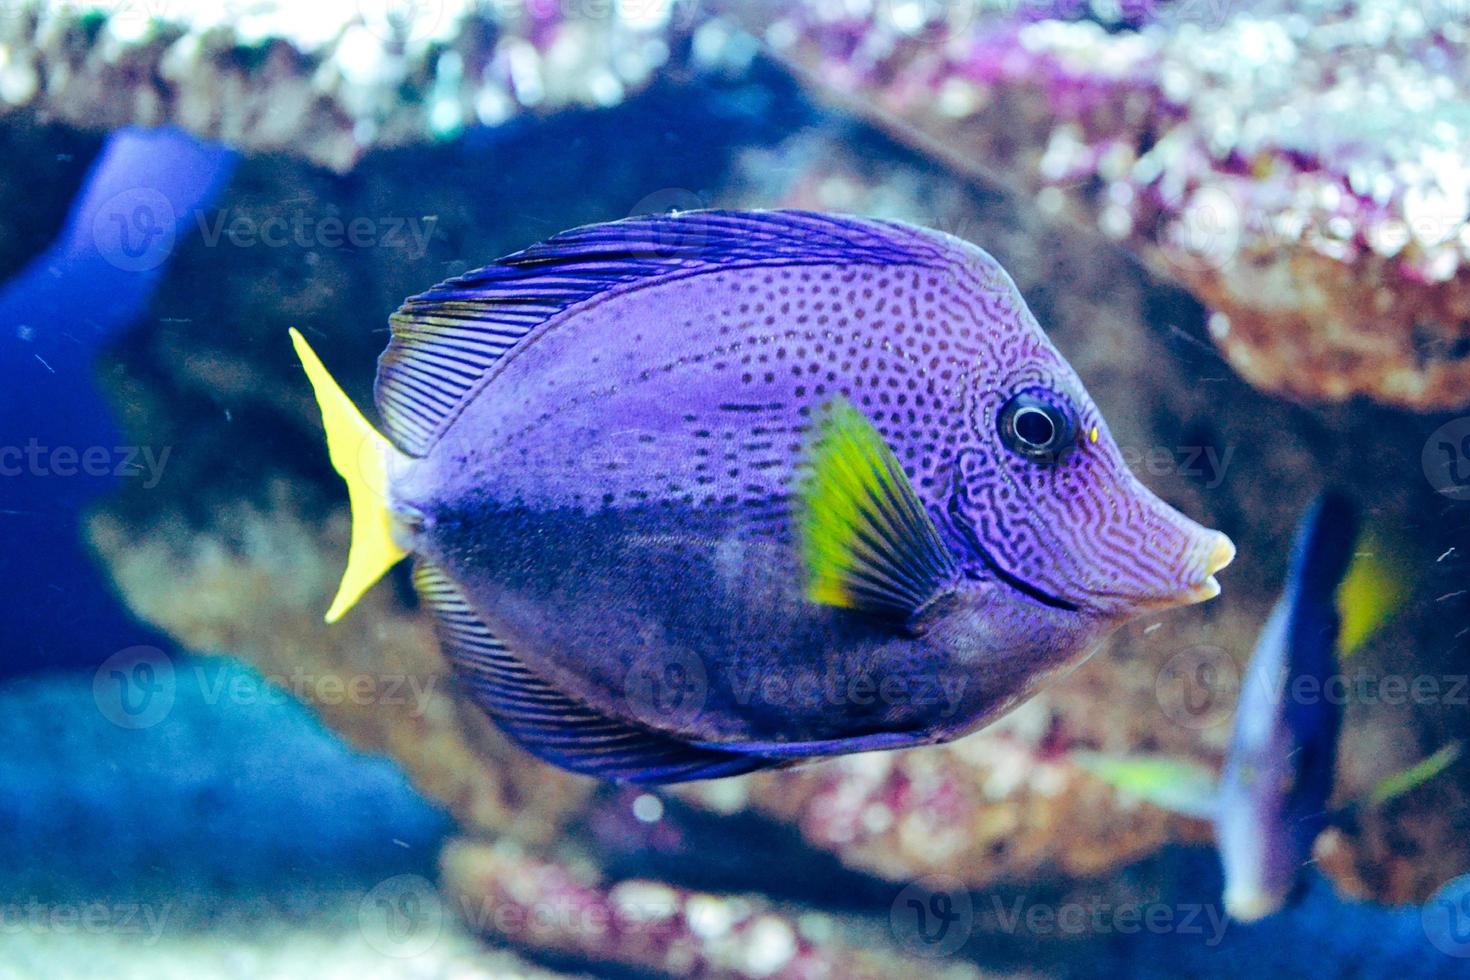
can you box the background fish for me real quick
[1214,492,1357,921]
[1076,492,1447,923]
[0,127,233,676]
[292,209,1234,783]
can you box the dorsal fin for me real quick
[374,209,944,456]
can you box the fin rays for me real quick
[796,397,959,626]
[413,561,778,784]
[374,210,939,457]
[289,328,407,622]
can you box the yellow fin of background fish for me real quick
[289,328,407,623]
[1335,529,1408,656]
[796,397,956,622]
[1071,750,1218,820]
[1367,741,1462,807]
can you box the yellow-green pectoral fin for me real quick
[289,328,408,623]
[1335,529,1408,656]
[796,397,959,627]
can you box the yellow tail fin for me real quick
[289,328,407,623]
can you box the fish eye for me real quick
[999,391,1075,461]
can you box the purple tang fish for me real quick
[291,210,1234,783]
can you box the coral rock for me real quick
[0,0,691,172]
[718,0,1470,409]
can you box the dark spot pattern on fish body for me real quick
[393,211,1221,638]
[284,210,1250,789]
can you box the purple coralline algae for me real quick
[0,0,693,172]
[724,0,1470,409]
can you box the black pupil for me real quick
[1014,407,1056,447]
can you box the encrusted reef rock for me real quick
[11,0,1470,410]
[70,63,1470,922]
[439,840,995,979]
[0,0,700,172]
[90,486,596,843]
[720,0,1470,410]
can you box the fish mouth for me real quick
[1111,530,1235,613]
[1063,528,1236,616]
[1176,532,1236,606]
[964,529,1234,616]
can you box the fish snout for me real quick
[1177,530,1237,606]
[1103,497,1235,615]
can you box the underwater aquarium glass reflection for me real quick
[2,1,1469,977]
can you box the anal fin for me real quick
[413,562,774,784]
